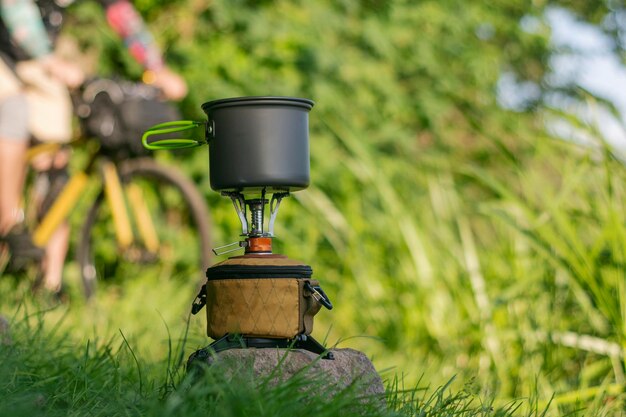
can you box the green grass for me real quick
[2,119,626,415]
[0,304,537,417]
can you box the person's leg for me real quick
[0,93,47,274]
[42,222,69,293]
[0,141,27,233]
[33,151,71,294]
[20,58,75,294]
[0,95,30,234]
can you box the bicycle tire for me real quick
[77,157,212,299]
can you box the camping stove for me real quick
[191,189,333,359]
[168,97,335,359]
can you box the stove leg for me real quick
[292,335,334,360]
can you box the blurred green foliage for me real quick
[13,0,623,413]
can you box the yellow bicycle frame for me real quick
[32,171,89,247]
[126,183,160,253]
[26,143,161,253]
[101,160,133,249]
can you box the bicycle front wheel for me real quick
[77,158,212,299]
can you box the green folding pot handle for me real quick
[142,120,208,150]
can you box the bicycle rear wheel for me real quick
[77,158,212,299]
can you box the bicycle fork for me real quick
[102,161,133,248]
[102,161,161,253]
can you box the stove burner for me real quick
[143,96,333,361]
[212,190,289,256]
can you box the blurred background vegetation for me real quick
[3,0,626,414]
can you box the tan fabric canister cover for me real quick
[205,255,323,339]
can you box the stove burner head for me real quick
[211,190,289,256]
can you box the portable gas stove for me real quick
[144,97,334,360]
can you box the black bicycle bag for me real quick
[75,78,180,156]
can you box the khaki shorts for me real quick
[0,57,72,143]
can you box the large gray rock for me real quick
[188,347,385,404]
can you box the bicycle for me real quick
[0,78,212,299]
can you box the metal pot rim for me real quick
[201,96,314,112]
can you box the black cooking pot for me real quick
[142,96,314,194]
[203,97,313,193]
